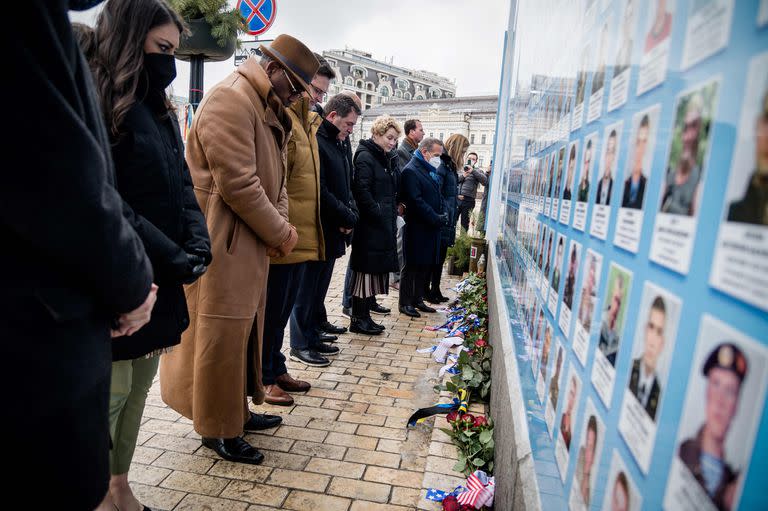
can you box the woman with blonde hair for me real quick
[349,115,402,334]
[425,133,468,302]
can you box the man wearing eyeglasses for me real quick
[262,56,340,408]
[628,295,666,421]
[161,35,319,465]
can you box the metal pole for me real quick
[189,55,204,112]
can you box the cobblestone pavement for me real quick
[130,255,472,510]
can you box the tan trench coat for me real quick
[160,57,292,438]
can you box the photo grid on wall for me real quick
[496,0,766,509]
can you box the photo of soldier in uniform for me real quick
[664,316,768,511]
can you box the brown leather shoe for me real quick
[276,373,311,393]
[264,384,294,406]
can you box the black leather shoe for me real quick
[289,348,330,367]
[314,342,340,356]
[399,305,421,318]
[370,303,391,315]
[424,293,441,304]
[437,294,450,303]
[415,301,437,313]
[319,321,347,334]
[369,318,385,331]
[202,436,264,465]
[316,331,338,343]
[342,306,352,318]
[350,317,384,335]
[244,411,282,431]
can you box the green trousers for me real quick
[109,355,160,475]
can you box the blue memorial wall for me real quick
[486,1,768,509]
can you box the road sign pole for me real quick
[189,55,204,112]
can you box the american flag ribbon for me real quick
[456,470,495,508]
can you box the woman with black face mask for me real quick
[88,1,211,510]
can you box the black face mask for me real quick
[143,53,177,91]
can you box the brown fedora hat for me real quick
[260,34,319,96]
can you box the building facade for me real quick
[354,95,502,169]
[322,48,456,111]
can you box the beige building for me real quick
[355,95,500,168]
[322,48,456,111]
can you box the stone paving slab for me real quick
[129,255,463,510]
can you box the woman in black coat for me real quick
[425,134,468,302]
[349,115,402,334]
[88,2,210,510]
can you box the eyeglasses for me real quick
[283,70,301,99]
[311,83,328,101]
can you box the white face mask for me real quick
[428,156,442,169]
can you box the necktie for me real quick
[640,383,647,405]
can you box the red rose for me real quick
[460,505,475,511]
[442,495,460,511]
[475,339,487,348]
[461,414,475,426]
[473,415,488,427]
[446,410,459,423]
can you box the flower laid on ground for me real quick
[442,412,495,475]
[441,494,476,511]
[444,328,492,401]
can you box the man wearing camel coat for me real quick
[160,35,319,465]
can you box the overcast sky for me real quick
[71,0,510,99]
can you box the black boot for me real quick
[350,296,383,335]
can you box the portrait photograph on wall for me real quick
[608,0,637,112]
[556,366,583,481]
[574,249,604,366]
[710,51,768,312]
[559,239,583,337]
[592,262,633,407]
[618,282,682,473]
[588,17,612,123]
[664,315,768,511]
[650,78,721,274]
[590,121,624,240]
[560,141,580,225]
[574,131,600,232]
[569,399,606,511]
[637,0,675,95]
[614,104,662,253]
[600,450,643,511]
[549,233,567,314]
[547,341,567,435]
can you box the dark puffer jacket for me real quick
[110,93,210,360]
[437,153,460,246]
[350,138,399,274]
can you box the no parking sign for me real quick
[237,0,277,36]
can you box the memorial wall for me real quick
[486,0,768,509]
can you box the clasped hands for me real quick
[267,224,299,257]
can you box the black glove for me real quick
[181,253,207,284]
[188,247,212,266]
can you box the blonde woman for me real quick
[349,115,402,334]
